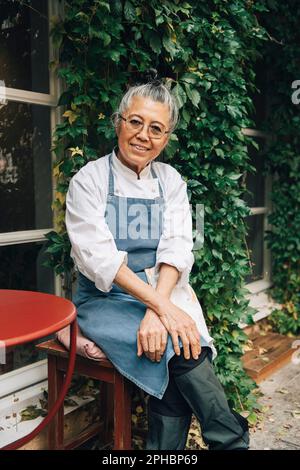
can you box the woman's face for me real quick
[116,95,171,175]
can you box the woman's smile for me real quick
[130,143,150,152]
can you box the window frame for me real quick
[0,0,64,400]
[241,127,276,323]
[0,0,63,296]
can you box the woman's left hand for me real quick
[137,308,168,362]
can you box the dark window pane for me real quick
[0,242,54,374]
[245,214,264,283]
[0,101,52,232]
[0,0,49,94]
[244,141,266,208]
[249,59,268,129]
[0,241,54,291]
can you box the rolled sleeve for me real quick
[155,169,194,287]
[66,170,128,293]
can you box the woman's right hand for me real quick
[157,299,201,360]
[137,308,168,362]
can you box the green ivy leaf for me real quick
[148,33,161,54]
[172,83,187,109]
[184,83,201,108]
[124,0,136,21]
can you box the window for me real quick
[241,128,276,324]
[0,102,52,232]
[243,129,271,291]
[0,0,49,93]
[243,129,272,289]
[0,0,61,381]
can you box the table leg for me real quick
[1,319,78,450]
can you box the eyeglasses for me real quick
[119,114,170,140]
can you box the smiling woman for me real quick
[112,86,177,176]
[116,96,170,175]
[64,80,249,450]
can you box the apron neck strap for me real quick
[108,153,115,195]
[150,164,163,198]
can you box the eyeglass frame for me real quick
[118,113,171,139]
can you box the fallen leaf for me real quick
[240,411,250,418]
[261,356,270,362]
[19,405,46,422]
[276,388,289,394]
[39,398,47,410]
[247,412,258,425]
[258,347,268,355]
[131,415,138,425]
[64,398,78,407]
[283,423,292,429]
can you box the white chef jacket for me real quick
[66,149,216,357]
[66,148,194,292]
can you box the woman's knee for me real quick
[168,346,212,377]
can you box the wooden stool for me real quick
[36,339,132,450]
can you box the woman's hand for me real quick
[137,308,168,362]
[158,299,201,360]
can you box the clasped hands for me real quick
[137,299,201,363]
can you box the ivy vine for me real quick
[46,0,273,421]
[259,0,300,337]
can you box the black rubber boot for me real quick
[146,408,192,450]
[174,357,249,450]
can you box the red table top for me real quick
[0,290,76,347]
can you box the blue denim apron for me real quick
[73,154,177,399]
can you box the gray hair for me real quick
[112,82,179,132]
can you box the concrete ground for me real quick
[250,360,300,450]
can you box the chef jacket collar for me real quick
[112,147,152,180]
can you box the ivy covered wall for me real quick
[47,0,275,419]
[260,0,300,336]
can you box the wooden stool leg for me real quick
[47,355,65,449]
[56,369,65,448]
[102,382,114,447]
[113,373,132,450]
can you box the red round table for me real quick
[0,289,77,450]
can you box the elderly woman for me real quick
[65,81,249,450]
